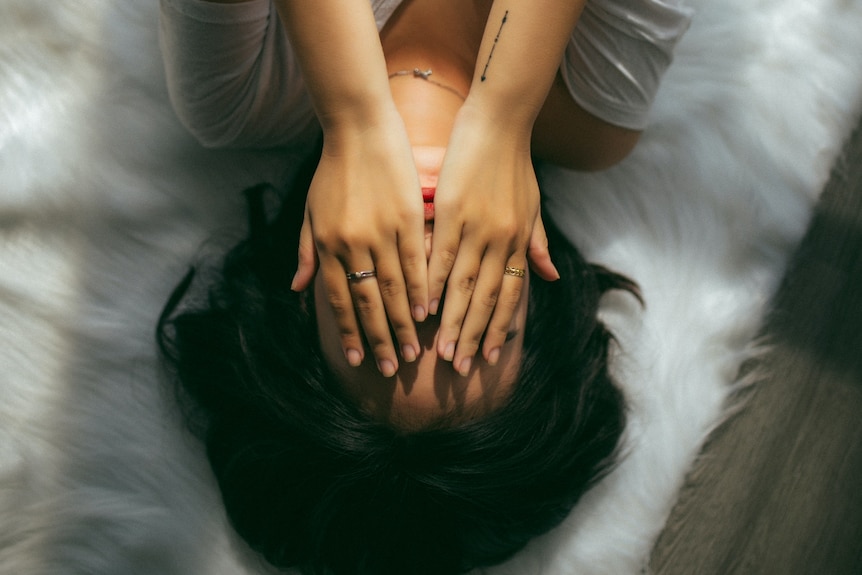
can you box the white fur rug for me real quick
[1,1,861,573]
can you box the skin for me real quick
[314,156,529,430]
[313,50,532,429]
[280,0,583,378]
[316,267,527,431]
[204,0,641,408]
[311,3,631,426]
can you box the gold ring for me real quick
[504,266,526,278]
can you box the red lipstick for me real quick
[422,187,435,221]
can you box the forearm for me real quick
[272,0,396,132]
[466,0,587,135]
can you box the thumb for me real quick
[291,209,319,291]
[527,213,560,281]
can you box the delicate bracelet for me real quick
[388,68,467,101]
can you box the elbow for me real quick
[168,90,312,150]
[171,100,244,149]
[165,79,259,149]
[185,124,241,150]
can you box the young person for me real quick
[157,1,688,572]
[159,0,691,377]
[157,152,639,575]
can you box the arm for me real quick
[429,1,587,373]
[274,0,427,377]
[161,0,426,375]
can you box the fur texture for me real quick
[1,0,861,573]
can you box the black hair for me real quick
[157,149,640,575]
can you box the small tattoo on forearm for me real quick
[480,10,508,82]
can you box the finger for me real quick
[374,249,420,364]
[481,262,527,366]
[527,213,560,282]
[345,263,399,378]
[435,247,482,364]
[427,216,462,316]
[319,256,366,369]
[451,255,515,376]
[398,225,429,323]
[291,210,319,292]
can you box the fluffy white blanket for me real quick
[1,1,860,573]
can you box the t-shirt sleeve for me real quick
[562,0,694,130]
[159,0,316,148]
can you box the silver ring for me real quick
[504,266,526,278]
[346,269,377,281]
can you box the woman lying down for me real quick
[156,0,691,573]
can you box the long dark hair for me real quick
[157,149,639,575]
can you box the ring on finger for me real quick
[504,266,526,278]
[346,269,377,281]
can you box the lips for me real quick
[422,187,435,221]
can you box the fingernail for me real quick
[553,268,561,280]
[345,349,362,367]
[443,342,455,362]
[429,299,440,315]
[402,344,417,363]
[458,357,472,377]
[290,271,300,292]
[413,306,427,322]
[488,347,501,366]
[378,359,397,378]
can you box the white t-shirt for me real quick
[159,0,692,148]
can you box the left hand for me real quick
[428,104,559,376]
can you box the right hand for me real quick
[290,110,428,377]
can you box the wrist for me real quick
[453,101,534,153]
[315,86,400,133]
[464,89,541,140]
[320,104,411,156]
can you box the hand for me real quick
[428,105,559,376]
[291,111,427,377]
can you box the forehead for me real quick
[313,275,529,431]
